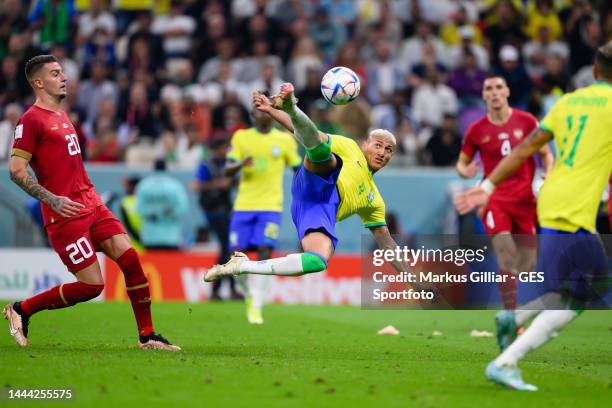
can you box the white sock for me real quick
[515,293,563,326]
[515,309,539,326]
[239,253,322,276]
[250,275,270,311]
[495,309,578,367]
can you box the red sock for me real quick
[116,248,154,336]
[497,269,517,310]
[21,282,104,315]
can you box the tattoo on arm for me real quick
[10,169,60,210]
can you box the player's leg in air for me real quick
[205,83,335,281]
[486,230,608,391]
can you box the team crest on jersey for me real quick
[368,189,375,203]
[271,146,280,157]
[481,135,490,143]
[513,129,523,139]
[14,124,23,140]
[62,123,69,129]
[498,132,509,140]
[51,124,59,131]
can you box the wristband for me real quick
[480,178,496,194]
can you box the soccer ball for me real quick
[320,66,361,105]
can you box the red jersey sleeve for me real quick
[461,125,477,158]
[12,114,41,161]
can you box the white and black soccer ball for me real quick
[320,66,361,105]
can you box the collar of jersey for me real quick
[593,81,612,88]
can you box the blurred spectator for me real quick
[447,26,489,71]
[523,25,569,81]
[198,37,239,84]
[85,97,119,141]
[422,113,462,167]
[365,40,404,105]
[77,59,118,125]
[114,0,155,36]
[235,39,283,84]
[484,0,526,67]
[332,41,367,87]
[135,159,189,250]
[309,5,347,63]
[400,20,448,68]
[287,37,323,92]
[411,67,458,128]
[29,0,77,50]
[77,0,116,47]
[295,67,325,113]
[87,129,122,163]
[235,12,278,57]
[448,50,488,108]
[0,0,29,59]
[192,11,229,67]
[440,4,482,46]
[243,62,284,108]
[125,11,165,69]
[0,55,27,106]
[212,99,250,138]
[119,81,159,141]
[0,103,23,162]
[541,53,570,92]
[192,137,240,300]
[80,26,117,71]
[408,42,447,89]
[525,0,562,41]
[174,124,207,171]
[323,0,358,31]
[151,0,196,60]
[493,45,533,109]
[124,36,161,83]
[371,89,417,135]
[567,13,601,73]
[119,176,144,252]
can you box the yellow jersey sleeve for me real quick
[227,130,244,162]
[359,190,386,228]
[536,83,612,232]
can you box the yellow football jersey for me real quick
[538,82,612,232]
[331,135,386,228]
[228,127,302,212]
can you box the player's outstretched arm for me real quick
[538,143,554,175]
[9,155,85,217]
[456,152,478,179]
[253,91,295,133]
[369,225,410,274]
[454,128,553,215]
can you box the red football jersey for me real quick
[461,109,538,203]
[12,105,101,226]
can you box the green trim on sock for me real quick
[300,253,327,273]
[306,137,332,163]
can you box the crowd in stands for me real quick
[0,0,610,170]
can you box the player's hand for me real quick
[463,162,478,178]
[242,156,254,167]
[453,186,490,215]
[50,196,86,218]
[252,91,272,113]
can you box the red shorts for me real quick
[482,199,537,246]
[46,205,126,273]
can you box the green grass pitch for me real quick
[1,302,611,407]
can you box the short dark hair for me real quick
[595,42,612,81]
[24,54,58,82]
